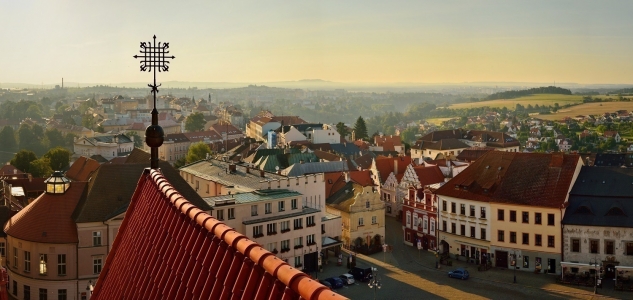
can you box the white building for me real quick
[73,134,134,160]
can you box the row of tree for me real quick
[485,86,572,100]
[10,148,71,178]
[0,125,77,156]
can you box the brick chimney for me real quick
[394,159,398,175]
[228,163,236,173]
[260,170,265,177]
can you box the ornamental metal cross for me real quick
[133,35,175,95]
[133,35,175,169]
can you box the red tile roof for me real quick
[374,135,402,148]
[349,170,374,187]
[66,157,101,181]
[435,152,581,208]
[92,169,346,300]
[0,164,24,176]
[5,182,86,244]
[412,165,445,187]
[374,156,411,183]
[324,172,346,198]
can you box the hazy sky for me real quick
[1,0,632,85]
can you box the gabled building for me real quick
[73,134,135,160]
[372,134,403,153]
[435,152,582,274]
[371,156,412,214]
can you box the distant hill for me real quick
[486,86,572,100]
[609,87,633,94]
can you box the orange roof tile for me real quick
[5,182,86,244]
[66,157,101,181]
[374,156,411,183]
[349,170,374,187]
[324,172,346,198]
[0,164,24,176]
[92,169,347,300]
[412,165,445,187]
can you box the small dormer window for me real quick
[45,171,70,194]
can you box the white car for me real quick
[339,273,355,285]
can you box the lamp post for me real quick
[367,267,381,300]
[512,251,517,283]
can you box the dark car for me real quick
[324,277,344,289]
[448,268,469,280]
[319,279,333,290]
[349,267,373,282]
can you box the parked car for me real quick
[349,267,373,282]
[319,279,333,290]
[324,277,344,289]
[448,268,469,280]
[339,273,355,285]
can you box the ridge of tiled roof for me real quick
[65,156,101,181]
[5,182,87,244]
[423,138,469,150]
[412,165,445,187]
[324,172,346,198]
[349,170,374,187]
[436,152,581,207]
[92,169,346,300]
[455,147,495,162]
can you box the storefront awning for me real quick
[560,262,598,269]
[454,239,489,250]
[322,236,343,248]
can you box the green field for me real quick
[449,94,584,109]
[425,117,455,125]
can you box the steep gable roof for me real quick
[91,169,345,300]
[436,152,581,208]
[349,170,374,187]
[324,172,346,198]
[412,165,445,187]
[456,147,495,162]
[65,157,101,181]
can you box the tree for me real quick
[82,114,96,130]
[17,124,45,155]
[186,142,212,164]
[10,150,37,173]
[44,129,65,149]
[44,147,71,171]
[173,156,187,168]
[400,127,419,144]
[29,158,53,178]
[65,133,78,149]
[185,112,206,132]
[335,122,349,138]
[0,126,17,152]
[353,116,368,140]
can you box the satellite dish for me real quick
[275,166,280,171]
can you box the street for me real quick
[316,217,626,300]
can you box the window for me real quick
[358,217,364,226]
[522,212,529,223]
[442,201,447,211]
[627,242,633,255]
[216,209,224,221]
[535,213,542,224]
[93,231,102,246]
[228,208,235,219]
[535,234,542,246]
[294,256,302,268]
[510,210,516,222]
[39,254,47,275]
[606,240,615,255]
[307,234,315,245]
[510,232,516,243]
[480,207,486,219]
[470,205,475,217]
[57,254,66,276]
[497,209,504,221]
[522,233,529,245]
[547,235,555,248]
[547,213,555,226]
[253,225,263,237]
[93,256,103,274]
[291,199,298,209]
[278,201,285,212]
[590,240,599,254]
[0,242,5,256]
[39,288,47,300]
[294,218,303,229]
[372,216,377,224]
[451,202,456,213]
[498,230,505,242]
[281,221,290,231]
[460,204,466,215]
[24,285,30,300]
[451,223,456,234]
[13,247,17,268]
[306,216,315,226]
[442,220,447,231]
[470,226,475,238]
[265,203,272,214]
[24,251,31,272]
[460,225,466,236]
[366,201,370,208]
[294,237,303,247]
[481,228,486,240]
[58,289,67,300]
[251,205,258,216]
[281,240,290,250]
[267,223,276,235]
[571,238,580,252]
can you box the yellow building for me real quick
[436,152,582,274]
